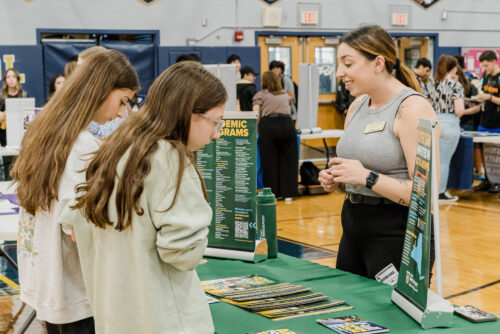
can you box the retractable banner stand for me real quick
[391,119,454,329]
[296,63,319,130]
[199,111,267,262]
[204,64,237,112]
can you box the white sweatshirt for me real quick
[17,130,99,323]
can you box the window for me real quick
[268,47,292,77]
[315,47,336,94]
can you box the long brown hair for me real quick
[434,55,458,83]
[262,71,284,95]
[72,61,227,231]
[11,49,140,215]
[2,68,23,98]
[456,66,472,97]
[340,25,421,93]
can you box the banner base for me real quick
[391,289,454,329]
[204,239,268,263]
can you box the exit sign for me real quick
[301,11,318,25]
[392,12,408,26]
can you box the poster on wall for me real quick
[198,112,262,260]
[462,48,500,78]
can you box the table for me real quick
[199,254,499,333]
[299,129,344,167]
[0,146,19,157]
[0,181,17,241]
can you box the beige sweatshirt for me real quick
[59,140,214,334]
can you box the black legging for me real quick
[337,199,435,284]
[258,114,298,198]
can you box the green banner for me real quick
[395,119,433,310]
[197,112,258,252]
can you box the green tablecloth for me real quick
[198,254,499,334]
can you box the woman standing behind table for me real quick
[318,25,438,280]
[11,50,139,333]
[429,55,480,203]
[253,71,298,201]
[59,61,227,334]
[0,68,29,179]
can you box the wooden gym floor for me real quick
[275,187,500,314]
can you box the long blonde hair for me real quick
[12,49,140,215]
[72,61,228,231]
[340,25,421,93]
[2,68,23,98]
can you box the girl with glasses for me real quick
[60,61,227,333]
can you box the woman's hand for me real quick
[318,169,339,192]
[327,157,370,185]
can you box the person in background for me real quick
[64,55,79,79]
[253,71,298,201]
[0,68,29,180]
[430,55,480,203]
[335,80,355,118]
[60,61,226,334]
[413,57,434,99]
[237,66,258,111]
[318,25,437,281]
[226,53,242,80]
[473,50,500,193]
[269,60,297,124]
[0,68,29,145]
[11,49,139,333]
[453,66,480,131]
[176,53,201,63]
[454,55,479,81]
[47,73,65,101]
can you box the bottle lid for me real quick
[257,187,275,203]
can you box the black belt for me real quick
[264,113,291,119]
[346,193,395,205]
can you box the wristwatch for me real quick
[365,171,379,189]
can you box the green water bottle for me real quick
[257,188,277,258]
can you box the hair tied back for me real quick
[394,58,401,70]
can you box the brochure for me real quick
[217,283,311,301]
[317,315,389,333]
[257,301,351,319]
[272,305,355,321]
[202,275,274,296]
[222,292,330,311]
[247,330,303,334]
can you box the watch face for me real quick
[366,171,379,189]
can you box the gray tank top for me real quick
[336,87,421,197]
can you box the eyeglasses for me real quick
[198,113,225,134]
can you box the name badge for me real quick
[364,121,386,134]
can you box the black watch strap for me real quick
[366,171,379,189]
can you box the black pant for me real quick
[337,199,435,282]
[258,115,298,198]
[45,317,95,334]
[1,155,14,181]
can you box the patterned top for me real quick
[429,78,464,114]
[87,117,125,139]
[416,74,435,100]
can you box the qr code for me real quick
[235,221,249,239]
